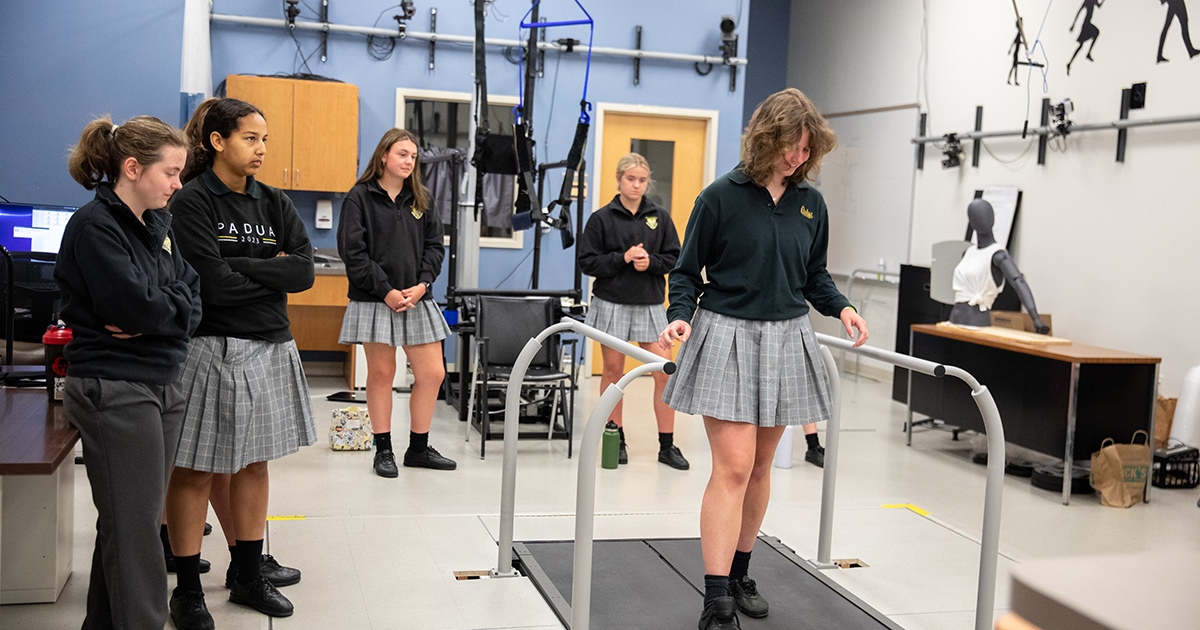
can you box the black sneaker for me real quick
[229,575,294,617]
[658,445,690,470]
[403,445,457,470]
[728,576,769,618]
[804,445,825,468]
[618,441,628,465]
[225,555,302,588]
[373,449,399,477]
[169,589,215,630]
[698,595,740,630]
[203,522,212,536]
[165,552,211,574]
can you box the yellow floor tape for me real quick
[266,515,307,521]
[881,504,930,516]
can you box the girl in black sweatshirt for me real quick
[577,153,688,470]
[56,114,202,630]
[337,128,454,477]
[164,98,315,627]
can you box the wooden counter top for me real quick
[911,324,1160,365]
[0,386,78,475]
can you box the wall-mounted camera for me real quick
[1051,98,1074,137]
[941,134,963,169]
[393,0,417,38]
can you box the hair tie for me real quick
[111,123,119,134]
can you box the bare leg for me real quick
[639,342,675,434]
[362,343,398,435]
[700,417,758,575]
[802,423,818,438]
[209,473,235,546]
[403,341,445,435]
[599,345,627,426]
[736,426,787,552]
[165,467,214,556]
[229,462,269,542]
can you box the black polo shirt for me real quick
[337,179,445,303]
[170,168,315,342]
[666,166,852,323]
[578,195,680,305]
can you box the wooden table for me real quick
[0,384,79,604]
[907,323,1160,505]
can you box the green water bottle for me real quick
[601,421,620,469]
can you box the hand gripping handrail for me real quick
[495,321,1003,630]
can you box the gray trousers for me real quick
[64,376,185,630]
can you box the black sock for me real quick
[374,431,392,452]
[160,524,172,555]
[173,554,203,595]
[408,431,429,454]
[617,427,626,445]
[658,432,674,450]
[703,574,729,609]
[235,539,264,585]
[228,545,237,563]
[805,432,820,450]
[730,550,752,581]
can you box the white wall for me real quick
[789,0,1200,397]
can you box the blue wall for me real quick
[1,0,747,299]
[742,0,792,128]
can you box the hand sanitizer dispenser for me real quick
[315,199,333,230]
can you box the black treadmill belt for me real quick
[516,536,902,630]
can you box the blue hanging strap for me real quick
[517,0,594,123]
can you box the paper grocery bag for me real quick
[1089,430,1152,508]
[1155,396,1178,450]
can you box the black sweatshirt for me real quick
[54,184,203,384]
[667,166,852,324]
[170,169,314,342]
[577,196,680,305]
[337,180,444,303]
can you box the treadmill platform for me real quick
[513,535,903,629]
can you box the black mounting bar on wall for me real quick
[914,96,1200,169]
[428,8,436,70]
[634,26,642,86]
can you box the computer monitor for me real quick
[0,202,78,255]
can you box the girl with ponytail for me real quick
[164,98,315,627]
[55,114,202,629]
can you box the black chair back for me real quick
[476,296,557,368]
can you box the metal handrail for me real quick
[496,323,1004,630]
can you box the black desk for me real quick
[907,324,1159,505]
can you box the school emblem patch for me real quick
[800,206,813,219]
[645,216,658,230]
[411,207,425,220]
[162,235,172,253]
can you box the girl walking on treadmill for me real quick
[57,115,202,629]
[338,128,455,477]
[659,88,868,630]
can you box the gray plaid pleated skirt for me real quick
[339,299,450,347]
[661,308,833,427]
[585,296,669,343]
[174,336,318,473]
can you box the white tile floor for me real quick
[5,372,1198,629]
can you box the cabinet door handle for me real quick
[284,169,289,185]
[295,169,300,186]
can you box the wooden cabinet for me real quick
[225,75,359,192]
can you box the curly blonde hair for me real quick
[741,88,836,186]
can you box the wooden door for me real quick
[590,112,709,375]
[225,75,294,190]
[292,80,359,192]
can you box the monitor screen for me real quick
[0,202,77,254]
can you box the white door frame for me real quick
[584,103,720,377]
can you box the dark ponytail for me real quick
[68,115,186,190]
[181,98,265,184]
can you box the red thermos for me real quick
[43,325,72,403]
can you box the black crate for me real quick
[1152,445,1200,489]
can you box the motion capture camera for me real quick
[1051,98,1074,137]
[393,0,417,38]
[720,15,738,66]
[285,0,301,28]
[941,133,963,170]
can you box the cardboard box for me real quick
[990,311,1052,336]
